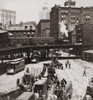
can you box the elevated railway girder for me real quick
[0,44,93,60]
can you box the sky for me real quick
[0,0,93,24]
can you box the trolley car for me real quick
[7,58,25,74]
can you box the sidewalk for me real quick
[55,59,92,100]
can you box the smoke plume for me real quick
[59,21,68,37]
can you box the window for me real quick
[30,26,32,30]
[61,12,64,15]
[25,26,27,29]
[61,17,64,20]
[77,12,78,15]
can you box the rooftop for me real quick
[0,27,7,33]
[34,78,47,85]
[16,92,33,100]
[83,50,93,54]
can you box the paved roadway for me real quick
[0,59,93,100]
[47,59,93,100]
[0,62,44,94]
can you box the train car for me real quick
[29,37,55,45]
[55,37,63,44]
[9,37,30,47]
[16,92,36,100]
[7,58,25,74]
[7,36,70,48]
[8,37,55,47]
[34,78,48,97]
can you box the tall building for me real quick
[50,0,93,39]
[37,20,50,37]
[39,3,50,20]
[76,23,93,45]
[0,8,16,28]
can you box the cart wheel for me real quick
[68,95,72,99]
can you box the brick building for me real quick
[8,21,36,37]
[82,50,93,62]
[76,23,93,45]
[50,5,93,39]
[8,21,36,30]
[37,20,50,37]
[0,27,9,48]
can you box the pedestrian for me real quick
[53,95,57,100]
[69,62,71,69]
[35,92,39,99]
[57,80,60,86]
[91,77,93,83]
[55,58,59,65]
[83,68,87,76]
[65,60,69,68]
[61,78,67,90]
[83,94,91,100]
[16,78,20,86]
[65,62,67,68]
[61,64,63,70]
[7,95,10,100]
[51,58,55,67]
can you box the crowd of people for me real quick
[51,57,71,70]
[16,57,92,100]
[16,66,46,92]
[45,58,73,100]
[53,77,70,100]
